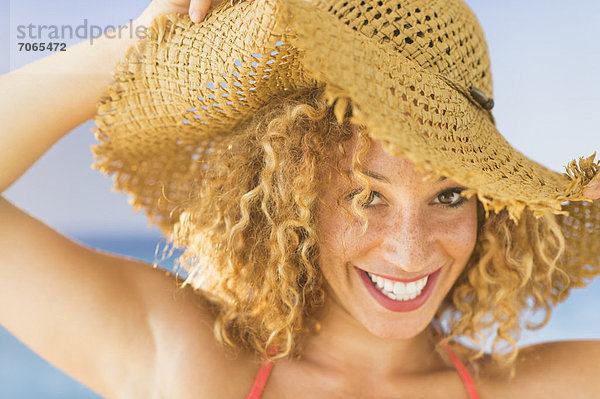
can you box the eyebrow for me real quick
[343,169,447,184]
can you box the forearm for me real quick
[0,12,155,194]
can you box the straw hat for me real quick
[91,0,599,277]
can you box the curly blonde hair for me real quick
[167,86,572,373]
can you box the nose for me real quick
[378,209,435,273]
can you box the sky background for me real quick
[1,0,599,397]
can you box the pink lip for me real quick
[356,265,443,312]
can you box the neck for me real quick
[298,294,446,379]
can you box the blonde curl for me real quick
[167,87,573,374]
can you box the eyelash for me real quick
[345,187,467,209]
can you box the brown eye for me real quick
[435,188,466,207]
[346,189,384,207]
[364,191,384,206]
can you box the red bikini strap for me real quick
[431,320,480,399]
[246,347,278,399]
[442,341,481,399]
[245,356,274,399]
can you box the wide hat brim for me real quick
[91,0,599,281]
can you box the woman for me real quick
[1,0,600,398]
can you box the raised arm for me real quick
[1,20,137,193]
[0,0,226,192]
[0,1,242,397]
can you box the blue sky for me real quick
[1,0,599,359]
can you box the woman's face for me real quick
[315,134,478,340]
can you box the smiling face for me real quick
[315,132,478,340]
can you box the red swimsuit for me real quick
[245,340,480,399]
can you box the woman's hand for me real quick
[583,172,600,200]
[139,0,253,26]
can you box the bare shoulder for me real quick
[0,196,259,398]
[137,271,263,398]
[518,339,600,368]
[479,340,600,398]
[517,340,600,389]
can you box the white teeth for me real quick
[384,279,394,292]
[392,281,406,296]
[367,272,429,301]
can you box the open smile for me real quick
[355,265,443,312]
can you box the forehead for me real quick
[334,132,438,186]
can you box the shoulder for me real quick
[140,275,262,398]
[517,340,600,382]
[479,340,600,398]
[519,339,600,361]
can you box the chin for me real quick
[357,308,435,340]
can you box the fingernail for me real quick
[583,177,600,196]
[190,10,204,23]
[583,186,599,198]
[585,175,600,189]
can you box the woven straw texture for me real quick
[91,0,599,285]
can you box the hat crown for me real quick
[324,0,493,101]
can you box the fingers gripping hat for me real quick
[92,0,599,282]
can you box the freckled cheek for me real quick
[435,214,478,263]
[317,216,353,260]
[315,208,365,280]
